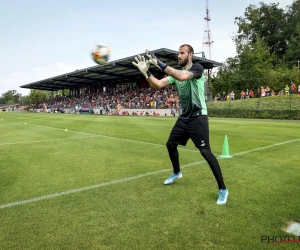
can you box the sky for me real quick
[0,0,294,96]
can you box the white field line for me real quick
[0,137,97,146]
[1,137,299,210]
[232,138,300,156]
[0,123,197,152]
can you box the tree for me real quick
[19,95,31,106]
[0,90,21,104]
[285,23,300,68]
[210,57,240,94]
[53,89,69,97]
[29,90,49,106]
[211,36,274,96]
[211,1,300,97]
[234,2,287,64]
[236,35,274,79]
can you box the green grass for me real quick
[0,113,299,249]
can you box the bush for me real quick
[208,108,300,119]
[207,95,300,119]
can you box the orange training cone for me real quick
[219,135,233,158]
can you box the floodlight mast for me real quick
[203,0,213,59]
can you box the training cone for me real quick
[219,135,233,158]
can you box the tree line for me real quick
[210,0,300,98]
[0,89,56,106]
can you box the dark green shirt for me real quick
[167,63,207,119]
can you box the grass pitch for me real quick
[0,113,299,249]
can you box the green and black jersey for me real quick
[167,63,207,119]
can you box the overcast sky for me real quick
[0,0,293,96]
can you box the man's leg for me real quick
[164,119,188,185]
[190,116,228,204]
[164,140,182,185]
[199,147,226,190]
[199,147,228,204]
[166,140,180,174]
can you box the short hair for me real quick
[179,44,194,55]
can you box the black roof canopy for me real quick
[20,48,222,92]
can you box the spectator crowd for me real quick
[36,86,180,114]
[213,82,300,102]
[32,82,300,112]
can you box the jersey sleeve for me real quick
[167,75,176,85]
[188,63,204,79]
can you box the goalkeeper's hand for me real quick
[145,49,167,71]
[132,55,151,78]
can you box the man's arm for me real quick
[132,55,171,89]
[145,50,194,81]
[147,75,170,90]
[164,66,194,82]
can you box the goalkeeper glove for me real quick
[132,55,152,78]
[145,49,167,71]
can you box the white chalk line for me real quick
[232,138,300,156]
[0,161,204,210]
[0,137,99,146]
[0,123,197,153]
[1,137,299,210]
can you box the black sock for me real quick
[166,142,180,174]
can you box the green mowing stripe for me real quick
[2,122,300,155]
[0,162,203,210]
[0,123,199,153]
[0,137,299,210]
[0,136,97,146]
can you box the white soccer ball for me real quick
[91,44,110,65]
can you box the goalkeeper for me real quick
[132,44,228,205]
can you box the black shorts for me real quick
[167,115,210,149]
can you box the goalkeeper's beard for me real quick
[178,57,189,67]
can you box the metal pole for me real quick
[258,79,261,118]
[290,77,292,118]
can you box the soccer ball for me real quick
[91,44,110,65]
